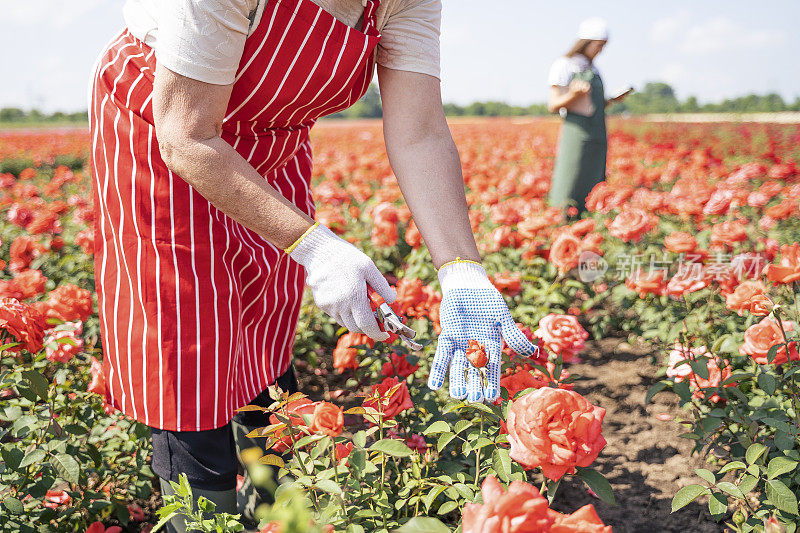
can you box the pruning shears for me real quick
[367,286,423,351]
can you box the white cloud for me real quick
[681,17,786,55]
[650,10,690,43]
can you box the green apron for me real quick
[549,67,607,214]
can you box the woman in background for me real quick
[547,17,629,215]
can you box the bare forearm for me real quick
[160,136,313,250]
[385,131,480,268]
[548,90,583,113]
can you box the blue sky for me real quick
[2,0,797,112]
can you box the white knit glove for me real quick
[289,223,396,342]
[428,261,539,403]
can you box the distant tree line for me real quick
[0,107,87,124]
[2,82,798,123]
[325,81,800,119]
[607,82,800,115]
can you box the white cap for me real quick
[578,17,609,41]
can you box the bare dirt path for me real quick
[550,338,725,533]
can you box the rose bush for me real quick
[3,119,800,531]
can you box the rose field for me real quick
[2,117,800,532]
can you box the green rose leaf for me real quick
[767,456,799,480]
[575,467,615,505]
[745,443,767,465]
[766,479,799,514]
[371,439,413,458]
[671,484,709,512]
[51,453,80,485]
[394,517,450,532]
[21,370,49,401]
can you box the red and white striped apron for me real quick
[89,0,382,431]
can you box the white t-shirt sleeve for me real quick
[154,0,255,85]
[547,57,573,87]
[377,0,441,79]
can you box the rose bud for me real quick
[466,340,488,368]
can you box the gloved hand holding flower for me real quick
[428,260,539,403]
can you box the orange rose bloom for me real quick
[507,388,606,481]
[605,207,656,243]
[258,522,282,533]
[12,269,47,300]
[764,243,800,284]
[461,475,554,533]
[332,332,374,372]
[363,377,413,420]
[74,228,95,255]
[625,269,666,299]
[39,284,94,322]
[550,233,581,273]
[664,232,697,254]
[466,340,488,368]
[765,199,795,220]
[267,398,315,452]
[665,271,710,299]
[394,278,429,318]
[549,504,612,533]
[404,221,422,248]
[709,220,748,249]
[534,314,588,363]
[88,357,107,396]
[740,317,800,365]
[725,281,768,316]
[492,272,522,297]
[309,401,344,437]
[690,358,733,404]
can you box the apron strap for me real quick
[360,0,381,33]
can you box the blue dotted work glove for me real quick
[427,261,539,403]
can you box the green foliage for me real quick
[154,474,245,532]
[0,350,155,532]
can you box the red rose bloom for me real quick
[0,298,45,354]
[380,352,419,378]
[267,398,315,452]
[363,377,413,420]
